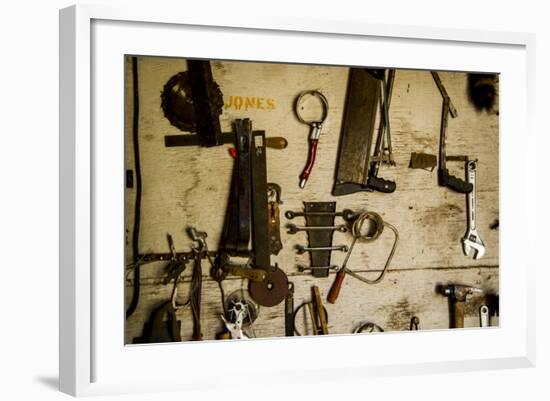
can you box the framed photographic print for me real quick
[59,4,535,396]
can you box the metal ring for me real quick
[294,90,329,126]
[340,210,399,285]
[352,211,385,243]
[354,322,384,333]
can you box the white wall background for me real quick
[0,0,547,400]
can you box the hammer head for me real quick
[442,284,483,302]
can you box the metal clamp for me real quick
[294,90,329,129]
[294,90,329,188]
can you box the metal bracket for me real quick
[304,202,337,278]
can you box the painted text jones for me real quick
[224,96,275,111]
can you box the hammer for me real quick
[439,284,483,328]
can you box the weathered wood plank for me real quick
[125,266,499,343]
[124,56,499,343]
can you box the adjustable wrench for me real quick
[462,160,485,259]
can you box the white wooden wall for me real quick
[124,56,499,343]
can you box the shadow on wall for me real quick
[35,376,58,391]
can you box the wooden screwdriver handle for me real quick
[327,270,346,304]
[265,136,288,149]
[313,286,329,334]
[452,301,465,329]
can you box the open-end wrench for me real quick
[285,209,356,221]
[462,160,485,259]
[286,224,347,234]
[295,245,348,254]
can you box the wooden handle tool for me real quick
[327,269,346,304]
[312,286,328,334]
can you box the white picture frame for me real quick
[59,4,536,397]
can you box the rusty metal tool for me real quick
[287,224,347,234]
[219,119,252,255]
[294,90,329,188]
[439,284,483,328]
[303,201,339,278]
[333,68,395,195]
[366,69,397,192]
[247,127,288,307]
[432,72,473,194]
[295,245,348,254]
[188,227,209,341]
[215,253,267,282]
[297,265,339,273]
[285,208,356,221]
[165,132,288,149]
[214,119,288,307]
[285,282,295,336]
[160,60,223,146]
[409,152,437,171]
[162,63,290,149]
[267,183,283,255]
[162,234,189,285]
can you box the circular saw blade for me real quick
[248,267,288,307]
[160,71,224,133]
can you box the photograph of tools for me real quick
[124,56,499,344]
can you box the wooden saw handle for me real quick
[327,270,346,304]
